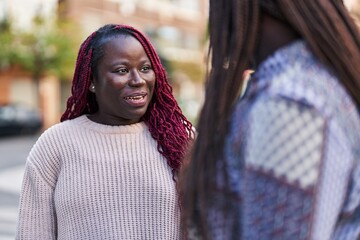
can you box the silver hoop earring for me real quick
[90,84,95,92]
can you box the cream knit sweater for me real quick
[16,115,180,240]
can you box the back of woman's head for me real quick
[204,0,360,121]
[62,24,193,175]
[181,0,360,237]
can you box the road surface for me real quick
[0,134,38,240]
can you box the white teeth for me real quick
[125,96,144,100]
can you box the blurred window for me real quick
[157,26,182,47]
[137,0,199,11]
[184,33,200,49]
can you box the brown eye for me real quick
[115,68,128,74]
[141,65,152,73]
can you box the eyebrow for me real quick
[109,59,152,68]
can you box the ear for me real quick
[89,83,96,93]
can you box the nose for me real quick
[128,70,145,87]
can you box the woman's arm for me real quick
[16,160,57,240]
[241,96,353,239]
[15,131,60,240]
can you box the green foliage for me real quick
[17,15,79,81]
[0,17,17,70]
[0,13,80,81]
[170,60,204,83]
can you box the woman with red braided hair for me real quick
[180,0,360,239]
[16,24,194,239]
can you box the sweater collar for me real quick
[72,115,148,134]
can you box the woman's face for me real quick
[91,35,156,125]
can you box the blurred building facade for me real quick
[0,0,208,129]
[1,0,360,129]
[0,0,60,128]
[58,0,208,122]
[347,0,360,26]
[59,0,207,63]
[0,0,57,28]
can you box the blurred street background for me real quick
[0,0,209,128]
[1,0,360,239]
[0,135,38,240]
[0,0,209,238]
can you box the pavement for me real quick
[0,135,38,240]
[0,165,24,239]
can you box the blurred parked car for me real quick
[0,103,43,137]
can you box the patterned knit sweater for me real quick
[16,115,180,240]
[216,40,360,239]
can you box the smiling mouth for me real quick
[123,94,148,107]
[124,95,145,101]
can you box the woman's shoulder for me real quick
[28,116,86,163]
[259,41,356,119]
[24,118,82,187]
[39,115,87,138]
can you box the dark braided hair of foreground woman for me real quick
[181,0,360,239]
[61,24,193,176]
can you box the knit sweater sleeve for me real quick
[16,127,61,240]
[238,96,353,239]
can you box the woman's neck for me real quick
[255,13,300,67]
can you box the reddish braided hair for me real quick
[61,24,194,176]
[61,32,97,121]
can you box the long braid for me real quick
[61,24,193,177]
[279,0,360,106]
[124,26,194,176]
[180,0,260,238]
[61,32,97,121]
[181,0,360,238]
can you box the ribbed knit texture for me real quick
[16,115,180,240]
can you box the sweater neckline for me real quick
[253,39,308,84]
[73,115,148,134]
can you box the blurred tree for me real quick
[15,13,78,82]
[0,16,17,71]
[9,12,79,108]
[0,9,80,113]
